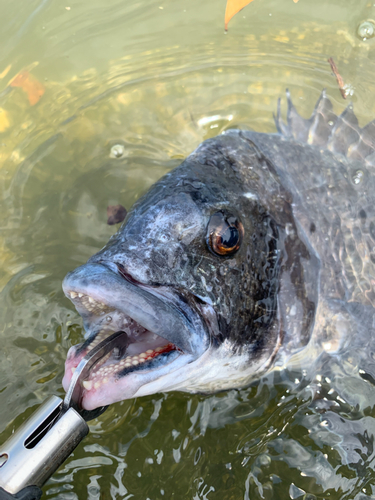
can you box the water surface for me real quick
[1,0,375,498]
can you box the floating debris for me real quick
[107,204,127,225]
[328,57,348,100]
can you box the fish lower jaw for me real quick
[62,340,183,409]
[80,342,178,391]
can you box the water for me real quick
[1,0,375,498]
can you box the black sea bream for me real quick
[62,91,375,412]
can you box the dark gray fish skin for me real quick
[88,133,287,351]
[62,91,375,410]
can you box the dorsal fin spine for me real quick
[275,91,375,161]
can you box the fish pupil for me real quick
[206,210,244,256]
[220,226,239,249]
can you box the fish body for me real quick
[62,91,375,411]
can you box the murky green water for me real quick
[1,0,375,498]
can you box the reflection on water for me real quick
[1,0,375,498]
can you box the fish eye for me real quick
[206,211,244,256]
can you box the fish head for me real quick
[62,133,283,410]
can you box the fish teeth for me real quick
[81,343,176,389]
[66,290,112,316]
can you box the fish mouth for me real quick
[62,262,210,410]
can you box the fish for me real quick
[62,90,375,412]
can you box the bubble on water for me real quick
[352,169,364,185]
[110,144,126,158]
[357,20,375,40]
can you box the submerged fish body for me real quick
[62,91,375,411]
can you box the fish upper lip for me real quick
[62,261,210,357]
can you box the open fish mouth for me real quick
[62,262,210,410]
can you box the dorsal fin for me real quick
[307,90,337,147]
[274,90,375,163]
[327,104,359,155]
[347,120,375,162]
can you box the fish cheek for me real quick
[217,213,281,350]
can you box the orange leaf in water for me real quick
[9,70,45,106]
[225,0,255,30]
[225,0,299,30]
